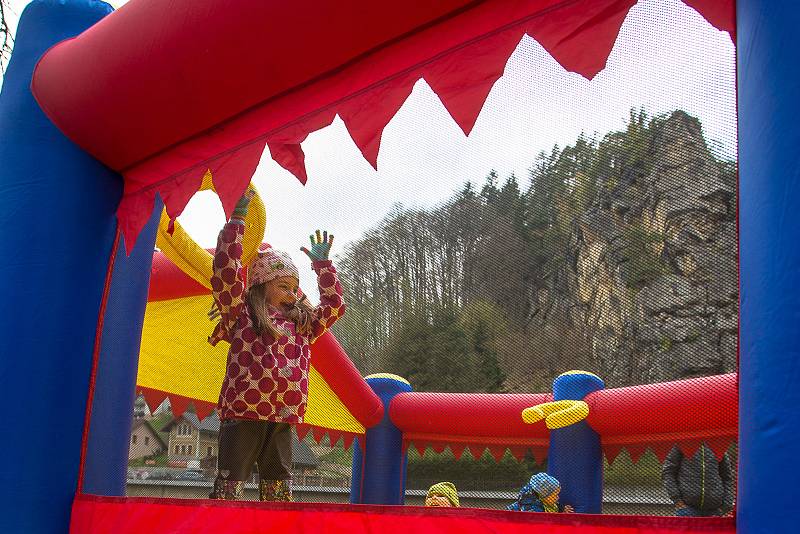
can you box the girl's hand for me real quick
[301,229,334,261]
[208,301,221,321]
[563,505,574,513]
[233,188,257,218]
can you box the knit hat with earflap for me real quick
[247,248,299,289]
[527,472,560,498]
[427,482,460,507]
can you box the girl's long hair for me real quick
[247,282,314,340]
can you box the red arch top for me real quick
[389,373,737,462]
[32,0,479,171]
[30,0,733,252]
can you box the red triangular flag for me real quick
[414,442,427,457]
[342,434,355,451]
[488,445,507,463]
[267,110,336,185]
[450,443,467,460]
[431,442,447,454]
[706,437,734,460]
[627,445,647,464]
[194,401,215,422]
[159,166,206,228]
[650,442,676,463]
[295,424,311,442]
[139,387,168,415]
[169,395,191,419]
[526,0,637,80]
[327,430,343,448]
[340,78,415,169]
[118,185,158,255]
[211,140,269,220]
[311,427,326,444]
[424,28,523,136]
[267,142,308,185]
[679,440,702,458]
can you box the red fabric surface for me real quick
[391,392,552,458]
[70,494,736,534]
[310,331,385,429]
[147,251,208,301]
[31,0,737,251]
[388,374,737,462]
[33,0,478,170]
[295,423,360,451]
[586,374,738,462]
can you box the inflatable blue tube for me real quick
[350,375,410,504]
[547,372,605,514]
[81,198,161,496]
[737,1,800,531]
[0,1,115,531]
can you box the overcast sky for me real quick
[2,0,736,299]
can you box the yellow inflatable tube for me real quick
[156,170,266,288]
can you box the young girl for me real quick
[207,189,345,501]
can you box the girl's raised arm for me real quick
[208,190,254,346]
[301,230,346,342]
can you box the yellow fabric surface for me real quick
[154,172,266,289]
[137,294,364,434]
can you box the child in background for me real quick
[661,444,735,517]
[208,189,345,501]
[425,482,460,507]
[507,473,574,513]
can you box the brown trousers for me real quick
[216,419,293,482]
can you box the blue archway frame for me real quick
[736,0,800,532]
[0,0,797,532]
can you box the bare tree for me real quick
[1,0,13,74]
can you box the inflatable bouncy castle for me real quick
[0,1,796,533]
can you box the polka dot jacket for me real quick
[208,220,345,423]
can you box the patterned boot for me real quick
[210,476,244,500]
[259,479,292,502]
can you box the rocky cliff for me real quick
[543,111,737,386]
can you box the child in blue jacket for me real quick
[507,473,574,513]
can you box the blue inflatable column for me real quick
[81,199,162,496]
[546,371,605,513]
[738,1,800,532]
[350,374,412,504]
[0,1,116,532]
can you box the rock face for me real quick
[545,111,737,386]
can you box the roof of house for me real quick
[160,410,220,433]
[291,436,319,468]
[160,411,318,467]
[131,418,167,448]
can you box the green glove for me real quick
[301,229,334,261]
[232,188,256,219]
